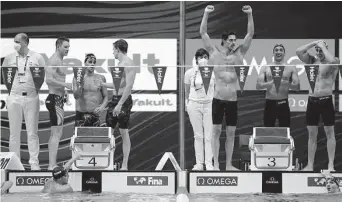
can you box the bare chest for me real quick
[313,62,336,78]
[265,67,293,80]
[83,76,101,92]
[211,50,242,66]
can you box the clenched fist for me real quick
[242,5,252,14]
[205,5,215,13]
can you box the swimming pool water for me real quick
[1,192,341,202]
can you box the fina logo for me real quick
[266,177,279,184]
[86,177,98,184]
[308,177,342,187]
[134,177,147,184]
[128,176,167,186]
[314,178,326,186]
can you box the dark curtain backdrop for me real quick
[1,1,342,171]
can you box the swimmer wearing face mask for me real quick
[184,48,215,171]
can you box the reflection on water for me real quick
[1,192,342,202]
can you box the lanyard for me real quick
[16,55,29,72]
[193,70,203,91]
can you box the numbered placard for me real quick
[255,157,289,169]
[75,156,109,169]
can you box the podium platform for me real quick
[249,127,295,171]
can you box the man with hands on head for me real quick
[296,40,339,171]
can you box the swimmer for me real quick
[73,53,108,127]
[200,5,254,170]
[1,181,13,194]
[256,44,300,127]
[321,170,341,193]
[41,152,81,193]
[296,40,340,171]
[45,37,72,170]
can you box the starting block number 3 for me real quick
[256,157,288,168]
[267,158,276,167]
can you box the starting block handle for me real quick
[75,151,110,157]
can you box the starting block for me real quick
[249,127,295,171]
[70,127,115,170]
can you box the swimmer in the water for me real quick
[41,152,81,193]
[321,170,341,193]
[1,181,13,194]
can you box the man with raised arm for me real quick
[41,153,82,193]
[200,5,254,170]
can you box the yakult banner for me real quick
[0,38,177,91]
[0,93,177,112]
[186,39,335,91]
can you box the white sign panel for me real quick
[131,94,177,112]
[0,38,177,91]
[189,172,262,194]
[0,93,177,112]
[102,172,176,194]
[282,173,342,194]
[8,172,82,193]
[288,94,335,112]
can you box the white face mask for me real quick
[14,43,21,52]
[198,58,208,66]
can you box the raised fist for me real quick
[242,5,252,14]
[205,5,215,13]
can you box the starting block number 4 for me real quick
[75,156,109,168]
[256,157,289,168]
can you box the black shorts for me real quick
[45,94,64,126]
[212,98,238,126]
[75,111,100,127]
[264,99,291,127]
[306,95,335,126]
[106,95,133,129]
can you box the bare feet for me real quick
[120,166,128,171]
[226,165,240,171]
[301,165,313,171]
[327,165,335,172]
[214,162,219,171]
